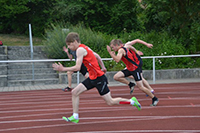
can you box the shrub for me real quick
[43,22,111,67]
[118,30,191,70]
[43,22,199,71]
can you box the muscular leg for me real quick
[71,83,87,113]
[128,74,154,92]
[113,71,130,85]
[140,73,154,91]
[114,71,135,94]
[136,80,154,98]
[101,92,130,106]
[101,91,141,110]
[67,71,74,88]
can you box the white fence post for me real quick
[77,71,80,85]
[153,57,155,84]
[29,24,34,80]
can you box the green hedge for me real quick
[43,23,199,71]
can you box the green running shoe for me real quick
[62,116,79,123]
[131,97,141,111]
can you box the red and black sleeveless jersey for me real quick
[121,47,140,71]
[79,44,104,80]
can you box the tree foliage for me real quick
[0,0,199,53]
[51,0,141,34]
[141,0,200,52]
[43,23,200,71]
[0,0,56,36]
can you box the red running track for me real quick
[0,82,200,133]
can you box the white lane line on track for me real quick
[0,95,71,103]
[0,111,68,120]
[0,115,200,124]
[1,90,200,107]
[0,87,199,100]
[1,90,200,105]
[3,115,200,124]
[0,104,200,118]
[0,83,199,96]
[0,99,106,107]
[0,104,200,114]
[0,115,199,132]
[0,107,70,114]
[70,130,200,133]
[1,96,200,111]
[1,88,200,98]
[0,103,70,110]
[0,84,199,132]
[0,84,199,100]
[1,101,200,120]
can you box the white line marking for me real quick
[1,115,200,124]
[2,96,199,111]
[1,93,200,107]
[1,104,200,114]
[0,84,199,132]
[70,130,200,133]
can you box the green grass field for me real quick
[0,34,44,46]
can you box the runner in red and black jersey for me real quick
[107,39,159,106]
[52,32,141,123]
[124,40,155,97]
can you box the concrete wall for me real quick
[6,46,48,60]
[0,46,8,86]
[0,46,57,87]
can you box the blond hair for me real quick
[110,39,123,46]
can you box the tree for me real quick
[140,0,200,52]
[51,0,142,34]
[0,0,30,33]
[0,0,57,36]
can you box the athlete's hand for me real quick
[52,62,64,71]
[63,46,69,53]
[146,43,153,49]
[137,50,144,56]
[107,45,115,55]
[106,45,111,53]
[101,67,107,73]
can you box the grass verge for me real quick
[0,34,44,46]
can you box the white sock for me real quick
[130,99,135,105]
[73,113,79,119]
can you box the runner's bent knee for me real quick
[67,71,73,75]
[71,83,87,96]
[113,74,119,81]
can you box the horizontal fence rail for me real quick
[0,54,200,84]
[1,54,199,63]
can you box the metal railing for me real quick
[0,54,200,84]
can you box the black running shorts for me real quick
[137,54,143,73]
[82,75,110,96]
[121,68,142,81]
